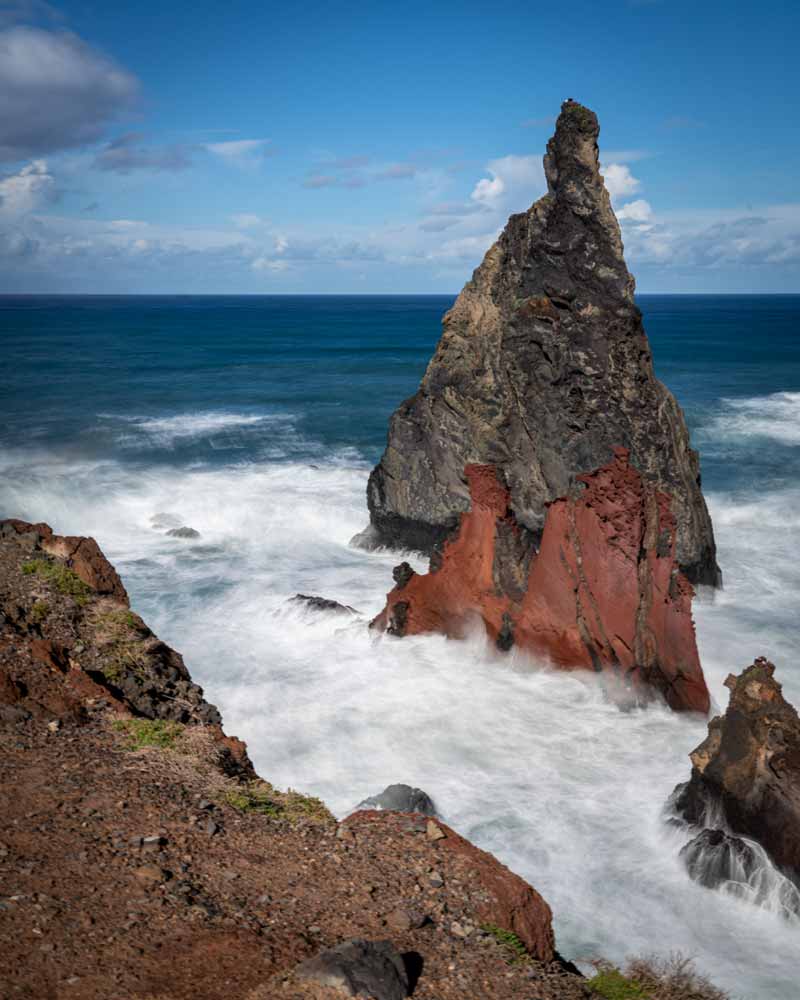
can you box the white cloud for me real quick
[616,199,652,222]
[206,139,274,168]
[0,26,138,161]
[0,159,55,216]
[601,163,641,201]
[252,256,289,273]
[470,154,545,211]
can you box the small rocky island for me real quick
[368,100,716,712]
[670,658,800,916]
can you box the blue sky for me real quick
[0,0,798,293]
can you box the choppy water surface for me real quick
[2,294,799,999]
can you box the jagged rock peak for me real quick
[366,98,719,587]
[542,99,633,301]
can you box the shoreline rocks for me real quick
[291,594,359,615]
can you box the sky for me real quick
[0,0,798,294]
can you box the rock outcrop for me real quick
[672,658,800,882]
[372,450,709,712]
[0,518,221,726]
[1,518,129,604]
[368,99,718,587]
[292,938,410,999]
[291,593,359,616]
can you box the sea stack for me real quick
[673,658,800,880]
[368,100,717,712]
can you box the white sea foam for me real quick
[703,391,800,446]
[98,410,297,450]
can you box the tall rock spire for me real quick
[366,99,719,587]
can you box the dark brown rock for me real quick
[366,100,719,587]
[291,594,359,615]
[673,658,800,877]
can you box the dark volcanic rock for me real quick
[293,938,409,999]
[673,658,800,878]
[679,828,760,890]
[166,526,201,539]
[291,594,359,615]
[366,99,719,587]
[355,783,437,816]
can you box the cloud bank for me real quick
[0,25,138,162]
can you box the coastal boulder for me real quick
[354,783,437,816]
[293,939,409,999]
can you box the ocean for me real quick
[2,293,799,999]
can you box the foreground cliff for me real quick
[0,518,586,1000]
[671,658,800,914]
[367,100,716,712]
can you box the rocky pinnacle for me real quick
[366,99,720,587]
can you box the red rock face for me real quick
[373,449,709,713]
[345,810,555,962]
[2,518,129,605]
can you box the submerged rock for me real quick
[355,783,437,816]
[291,593,359,615]
[166,526,201,539]
[366,99,718,588]
[679,828,760,889]
[673,658,800,881]
[293,938,409,999]
[372,452,709,712]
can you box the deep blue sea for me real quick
[2,294,799,999]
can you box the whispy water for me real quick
[2,295,800,999]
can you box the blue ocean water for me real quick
[2,294,799,999]
[2,294,799,490]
